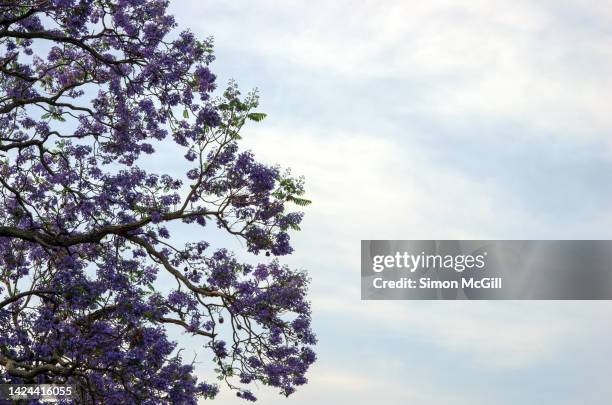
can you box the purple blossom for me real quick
[0,1,315,403]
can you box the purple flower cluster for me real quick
[0,1,315,403]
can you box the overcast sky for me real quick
[166,1,612,404]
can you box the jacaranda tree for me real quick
[0,1,316,403]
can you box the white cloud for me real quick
[313,288,611,369]
[178,0,612,141]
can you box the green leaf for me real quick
[51,113,66,122]
[227,129,242,140]
[247,112,267,122]
[183,109,189,119]
[288,196,312,206]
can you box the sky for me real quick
[164,1,612,404]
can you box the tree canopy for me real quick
[0,0,316,403]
